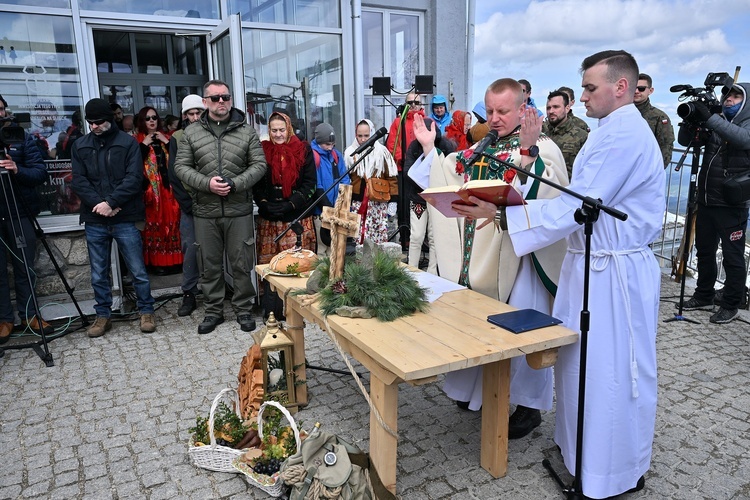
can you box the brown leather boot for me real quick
[0,321,13,344]
[140,313,156,333]
[22,316,54,335]
[87,317,112,338]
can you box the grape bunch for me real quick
[252,456,283,476]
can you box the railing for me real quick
[652,147,750,287]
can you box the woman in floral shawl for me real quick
[444,109,472,151]
[254,111,317,264]
[344,119,398,244]
[136,106,182,271]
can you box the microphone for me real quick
[466,129,499,166]
[670,84,692,93]
[350,127,388,156]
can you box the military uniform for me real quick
[542,117,588,179]
[568,110,590,132]
[636,98,675,167]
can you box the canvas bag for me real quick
[280,428,396,500]
[366,177,391,203]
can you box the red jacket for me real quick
[386,108,424,169]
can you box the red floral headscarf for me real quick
[261,112,307,198]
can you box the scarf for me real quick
[261,112,307,198]
[444,110,469,151]
[136,132,169,211]
[344,119,398,178]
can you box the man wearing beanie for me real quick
[0,94,53,342]
[71,98,157,337]
[167,94,205,317]
[174,80,266,334]
[310,122,349,256]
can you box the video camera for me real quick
[670,72,733,146]
[0,112,30,160]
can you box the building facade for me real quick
[0,0,474,305]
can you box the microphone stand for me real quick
[665,132,701,325]
[475,150,628,500]
[272,147,374,379]
[274,144,378,243]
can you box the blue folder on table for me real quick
[487,309,562,334]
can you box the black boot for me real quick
[508,405,542,439]
[178,292,196,317]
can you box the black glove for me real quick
[266,201,292,220]
[689,101,712,123]
[257,201,271,219]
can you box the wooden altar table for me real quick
[257,266,578,494]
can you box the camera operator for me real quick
[682,83,750,324]
[0,94,53,343]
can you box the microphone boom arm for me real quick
[477,151,628,221]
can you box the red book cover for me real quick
[420,180,525,218]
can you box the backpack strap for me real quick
[313,149,321,168]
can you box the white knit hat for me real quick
[181,94,205,114]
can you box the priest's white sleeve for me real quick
[406,148,435,190]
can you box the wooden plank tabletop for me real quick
[256,267,578,382]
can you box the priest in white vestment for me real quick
[458,51,664,499]
[409,78,569,439]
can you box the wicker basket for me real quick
[188,387,246,473]
[232,401,301,497]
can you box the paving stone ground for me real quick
[1,274,749,499]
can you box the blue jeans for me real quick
[180,212,199,294]
[85,222,155,318]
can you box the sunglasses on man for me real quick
[636,86,649,92]
[205,94,232,102]
[87,119,107,126]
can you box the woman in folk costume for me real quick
[136,106,182,271]
[444,110,471,151]
[254,111,317,264]
[344,119,399,244]
[254,112,317,319]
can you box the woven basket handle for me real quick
[256,401,302,452]
[208,387,242,448]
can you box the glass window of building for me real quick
[230,0,340,28]
[79,0,219,19]
[361,8,423,127]
[241,29,343,145]
[0,13,83,217]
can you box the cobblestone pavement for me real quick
[1,274,749,499]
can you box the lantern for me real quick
[259,312,297,411]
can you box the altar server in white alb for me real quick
[457,50,664,498]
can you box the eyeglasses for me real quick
[205,94,232,102]
[407,100,422,106]
[636,86,648,92]
[87,119,107,126]
[0,107,5,112]
[145,115,158,121]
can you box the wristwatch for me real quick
[519,145,539,157]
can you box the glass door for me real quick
[208,14,246,106]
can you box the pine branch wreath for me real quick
[314,250,429,321]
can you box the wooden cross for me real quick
[321,184,361,280]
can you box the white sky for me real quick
[472,0,750,128]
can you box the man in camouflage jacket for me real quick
[542,90,588,178]
[634,73,675,167]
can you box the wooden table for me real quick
[257,266,578,494]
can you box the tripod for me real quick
[666,136,701,324]
[384,101,411,249]
[474,150,628,499]
[0,163,88,366]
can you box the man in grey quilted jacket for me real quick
[174,80,267,334]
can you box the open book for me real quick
[420,179,525,218]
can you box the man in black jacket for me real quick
[681,83,750,323]
[0,94,52,343]
[71,98,156,337]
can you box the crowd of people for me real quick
[2,48,748,499]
